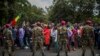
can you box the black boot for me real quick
[65,52,68,56]
[57,54,59,56]
[91,50,94,56]
[82,48,85,56]
[9,54,12,56]
[92,52,94,56]
[32,53,34,56]
[82,52,85,56]
[57,52,60,56]
[2,51,5,56]
[42,53,45,56]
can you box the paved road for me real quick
[0,48,100,56]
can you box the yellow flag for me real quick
[15,15,20,22]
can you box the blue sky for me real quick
[28,0,53,10]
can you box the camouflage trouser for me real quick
[2,40,14,56]
[57,39,68,56]
[32,37,45,56]
[81,37,94,56]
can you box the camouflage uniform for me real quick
[81,25,95,56]
[32,25,45,56]
[2,28,14,56]
[57,26,68,56]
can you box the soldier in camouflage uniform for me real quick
[81,21,95,56]
[2,24,14,56]
[57,21,68,56]
[31,22,45,56]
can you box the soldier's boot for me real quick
[2,51,5,56]
[91,51,94,56]
[57,53,60,56]
[57,51,60,56]
[8,53,12,56]
[82,49,85,56]
[42,52,45,56]
[82,53,85,56]
[32,47,35,56]
[65,52,68,56]
[57,47,60,56]
[90,48,94,56]
[32,52,35,56]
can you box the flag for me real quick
[11,15,21,26]
[11,19,16,27]
[15,15,20,22]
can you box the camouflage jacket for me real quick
[32,26,43,40]
[58,26,67,40]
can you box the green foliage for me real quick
[48,0,98,23]
[0,0,45,26]
[93,16,100,24]
[0,0,99,26]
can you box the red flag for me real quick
[11,19,16,27]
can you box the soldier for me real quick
[57,21,68,56]
[31,22,45,56]
[2,24,14,56]
[81,21,95,56]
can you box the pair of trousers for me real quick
[19,38,24,48]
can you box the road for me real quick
[0,48,100,56]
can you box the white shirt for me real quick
[51,29,58,42]
[67,27,73,37]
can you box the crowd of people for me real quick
[0,20,100,56]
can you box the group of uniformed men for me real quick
[1,21,95,56]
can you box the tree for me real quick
[48,0,96,23]
[48,0,71,22]
[0,0,46,26]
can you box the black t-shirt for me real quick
[25,28,32,37]
[94,27,99,37]
[0,29,3,39]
